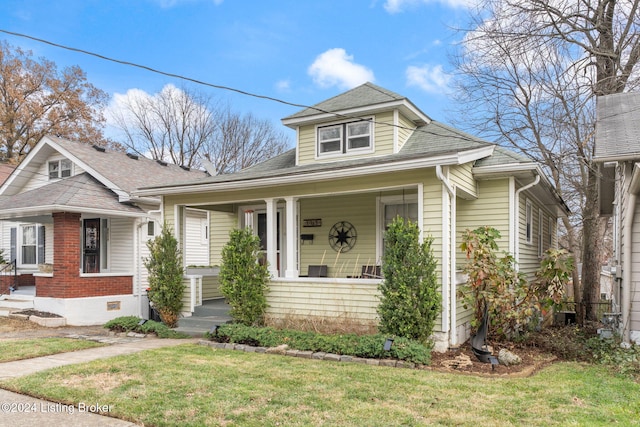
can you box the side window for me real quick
[525,200,532,244]
[538,209,544,257]
[147,221,156,238]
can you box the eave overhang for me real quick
[135,145,495,197]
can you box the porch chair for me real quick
[307,265,328,277]
[361,265,382,279]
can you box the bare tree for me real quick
[109,84,215,168]
[204,107,291,175]
[0,40,110,162]
[109,85,290,172]
[452,0,640,321]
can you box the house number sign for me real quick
[303,218,322,227]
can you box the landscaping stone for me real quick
[243,346,257,353]
[296,351,314,359]
[224,343,236,350]
[285,349,300,357]
[379,359,397,367]
[312,352,326,360]
[266,344,289,355]
[323,353,341,362]
[498,349,522,366]
[339,355,353,363]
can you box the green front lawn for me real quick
[1,344,638,426]
[0,338,105,362]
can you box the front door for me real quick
[83,218,100,273]
[257,212,281,272]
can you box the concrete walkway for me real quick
[0,335,200,426]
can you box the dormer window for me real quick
[48,159,72,179]
[317,119,373,157]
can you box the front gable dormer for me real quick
[282,83,430,166]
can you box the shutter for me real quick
[38,225,45,264]
[10,227,16,262]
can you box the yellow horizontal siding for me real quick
[450,163,477,199]
[396,113,415,151]
[300,193,378,278]
[202,275,222,300]
[456,179,510,268]
[210,211,236,266]
[373,111,394,156]
[266,279,380,321]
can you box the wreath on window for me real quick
[328,221,357,253]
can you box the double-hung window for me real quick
[48,159,72,179]
[317,119,372,157]
[10,224,46,267]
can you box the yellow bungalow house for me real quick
[135,83,569,351]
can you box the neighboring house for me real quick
[0,135,208,324]
[594,91,640,344]
[135,83,569,351]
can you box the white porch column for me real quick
[265,198,279,278]
[285,197,299,278]
[244,209,254,230]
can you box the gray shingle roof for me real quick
[140,119,496,190]
[595,92,640,160]
[283,82,407,120]
[47,136,209,193]
[0,173,143,214]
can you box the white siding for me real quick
[21,153,86,193]
[109,217,134,273]
[184,208,209,266]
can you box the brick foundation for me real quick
[35,275,132,298]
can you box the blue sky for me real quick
[0,0,475,144]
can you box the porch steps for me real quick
[0,294,35,317]
[175,299,232,337]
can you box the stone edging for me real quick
[198,340,426,369]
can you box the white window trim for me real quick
[376,193,419,260]
[48,158,73,180]
[315,117,375,159]
[525,199,533,245]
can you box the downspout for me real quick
[514,174,541,269]
[622,164,640,343]
[436,165,456,346]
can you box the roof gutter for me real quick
[0,205,148,220]
[135,154,460,197]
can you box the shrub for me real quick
[460,226,573,340]
[378,217,440,344]
[144,223,185,327]
[220,228,270,326]
[209,323,432,364]
[103,316,189,338]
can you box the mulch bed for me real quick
[13,310,63,318]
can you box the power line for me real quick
[0,29,484,144]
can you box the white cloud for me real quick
[275,79,291,92]
[308,48,375,90]
[406,64,451,94]
[384,0,476,14]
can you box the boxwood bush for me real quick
[208,323,433,365]
[104,316,190,339]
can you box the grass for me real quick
[0,338,105,362]
[1,344,639,426]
